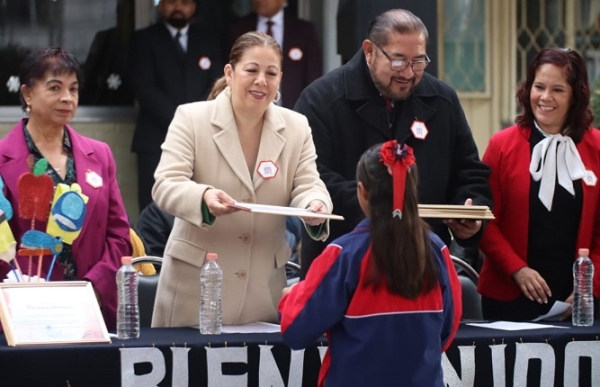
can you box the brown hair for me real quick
[229,31,282,68]
[208,31,283,99]
[515,47,593,142]
[207,77,227,101]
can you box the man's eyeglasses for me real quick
[374,43,430,73]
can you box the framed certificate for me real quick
[0,281,111,347]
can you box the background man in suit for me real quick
[228,0,322,109]
[130,0,223,212]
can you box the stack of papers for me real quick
[418,204,495,220]
[467,321,568,331]
[221,322,281,334]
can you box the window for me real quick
[516,0,600,84]
[575,0,600,83]
[0,0,135,107]
[440,0,487,93]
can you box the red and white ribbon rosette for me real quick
[379,140,416,219]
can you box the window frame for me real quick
[0,0,155,123]
[437,0,492,98]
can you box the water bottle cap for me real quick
[121,256,133,264]
[579,248,589,256]
[207,253,218,261]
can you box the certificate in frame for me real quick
[0,281,111,347]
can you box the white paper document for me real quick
[221,322,281,334]
[467,321,569,331]
[531,301,571,322]
[231,202,344,220]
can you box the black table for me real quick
[448,322,600,386]
[1,322,599,386]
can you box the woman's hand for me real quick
[560,293,574,320]
[302,200,328,226]
[512,267,552,304]
[203,189,238,217]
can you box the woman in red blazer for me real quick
[478,47,600,321]
[0,47,131,329]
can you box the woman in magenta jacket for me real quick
[0,47,131,329]
[478,47,600,321]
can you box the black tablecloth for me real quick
[1,322,599,386]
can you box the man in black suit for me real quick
[130,0,223,212]
[228,0,322,109]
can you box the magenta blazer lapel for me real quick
[67,126,101,222]
[0,120,33,204]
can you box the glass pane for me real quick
[575,0,600,83]
[516,0,566,85]
[0,0,135,106]
[442,0,486,93]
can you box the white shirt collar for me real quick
[257,9,284,27]
[164,22,190,39]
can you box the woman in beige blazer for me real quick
[151,31,333,327]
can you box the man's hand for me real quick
[444,198,482,239]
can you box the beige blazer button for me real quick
[244,197,253,203]
[235,270,247,279]
[240,234,251,243]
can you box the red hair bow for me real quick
[379,141,416,218]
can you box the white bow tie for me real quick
[529,122,585,211]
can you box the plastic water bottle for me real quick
[200,253,222,334]
[573,248,594,327]
[116,256,140,339]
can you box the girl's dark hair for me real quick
[19,46,81,111]
[367,9,428,46]
[209,31,282,99]
[515,47,593,142]
[356,143,438,298]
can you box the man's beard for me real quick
[370,67,415,101]
[166,16,190,29]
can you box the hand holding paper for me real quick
[203,189,238,217]
[302,200,328,226]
